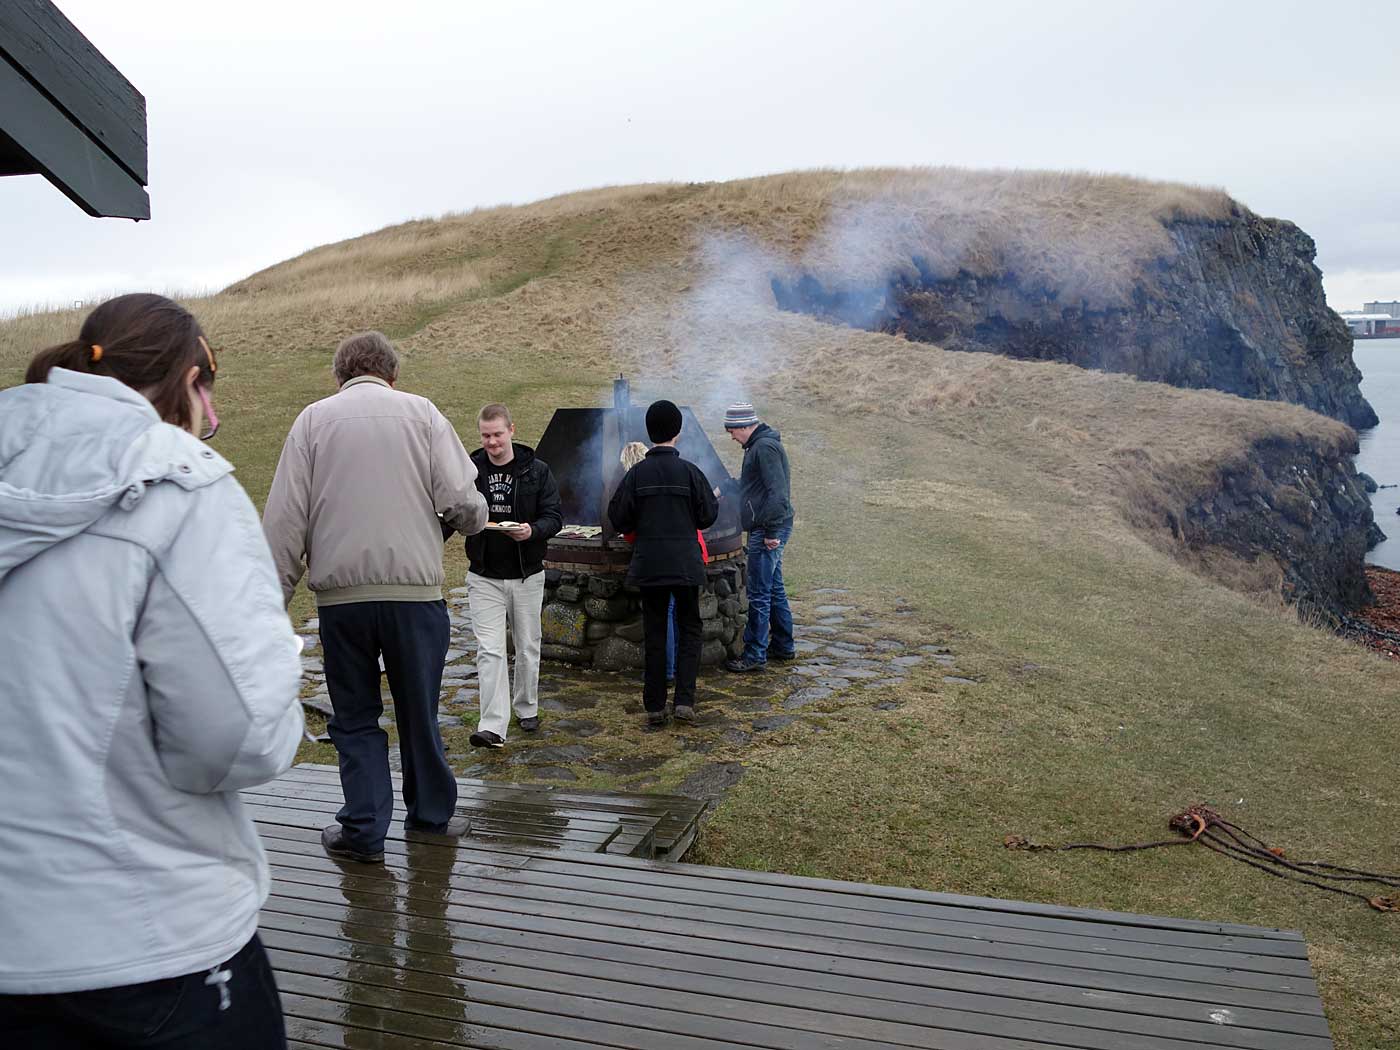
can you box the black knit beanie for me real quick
[645,399,683,443]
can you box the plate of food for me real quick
[484,521,523,531]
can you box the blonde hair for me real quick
[478,403,512,426]
[620,441,648,470]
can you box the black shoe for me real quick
[646,709,670,728]
[321,825,383,864]
[769,650,797,662]
[470,730,504,749]
[407,815,472,839]
[673,704,696,724]
[518,716,541,733]
[725,656,766,673]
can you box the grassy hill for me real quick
[2,169,1396,1047]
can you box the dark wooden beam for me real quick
[0,1,147,183]
[0,55,149,219]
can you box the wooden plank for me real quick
[263,830,1309,965]
[264,873,1320,1013]
[264,778,694,858]
[261,877,1324,1017]
[250,798,655,859]
[245,799,625,853]
[273,944,1194,1050]
[508,853,1310,958]
[264,808,1305,959]
[273,771,705,854]
[286,1016,468,1049]
[250,816,1318,995]
[261,920,1330,1050]
[244,783,664,842]
[282,764,706,848]
[265,852,1314,979]
[0,56,147,218]
[260,902,1331,1044]
[281,990,613,1050]
[256,822,1328,1021]
[0,0,147,182]
[275,767,1289,941]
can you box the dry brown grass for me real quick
[0,168,1328,564]
[712,167,1236,302]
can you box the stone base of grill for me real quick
[538,551,749,669]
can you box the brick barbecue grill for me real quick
[532,378,748,669]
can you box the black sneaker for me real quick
[769,650,797,662]
[321,825,383,864]
[645,709,670,728]
[469,730,505,749]
[725,656,766,673]
[518,716,541,733]
[673,704,696,724]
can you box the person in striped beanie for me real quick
[719,402,796,671]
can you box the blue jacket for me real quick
[0,370,304,993]
[732,423,794,533]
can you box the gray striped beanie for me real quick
[723,403,759,429]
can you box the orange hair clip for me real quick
[90,344,103,362]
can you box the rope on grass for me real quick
[1004,804,1400,913]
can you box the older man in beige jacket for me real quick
[263,331,487,863]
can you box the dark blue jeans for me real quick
[742,525,794,662]
[320,600,457,853]
[0,934,285,1049]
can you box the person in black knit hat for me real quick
[608,400,718,726]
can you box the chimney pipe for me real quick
[613,375,630,413]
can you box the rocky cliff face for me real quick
[1166,435,1376,620]
[773,213,1378,430]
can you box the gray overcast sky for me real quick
[4,0,1397,314]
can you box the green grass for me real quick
[3,168,1398,1047]
[214,345,1398,1048]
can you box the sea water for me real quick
[1354,339,1400,569]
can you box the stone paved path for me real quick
[295,587,976,805]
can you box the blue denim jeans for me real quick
[743,525,794,662]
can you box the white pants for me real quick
[466,571,545,740]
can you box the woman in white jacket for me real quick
[0,294,305,1048]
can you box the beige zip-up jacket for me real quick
[262,376,487,607]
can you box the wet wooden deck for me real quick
[248,765,1333,1049]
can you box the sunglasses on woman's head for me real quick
[196,336,219,440]
[195,383,219,441]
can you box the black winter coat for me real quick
[463,443,563,578]
[607,447,719,586]
[726,423,794,533]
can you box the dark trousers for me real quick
[320,599,457,853]
[0,934,285,1049]
[641,585,701,713]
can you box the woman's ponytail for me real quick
[23,340,96,384]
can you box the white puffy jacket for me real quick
[0,369,304,994]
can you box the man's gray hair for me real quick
[333,331,400,385]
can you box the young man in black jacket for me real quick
[608,400,719,726]
[464,404,563,748]
[720,403,796,672]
